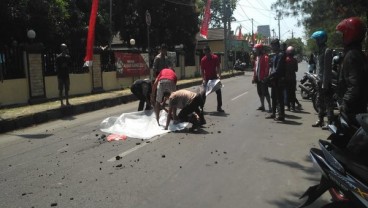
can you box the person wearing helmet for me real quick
[310,30,333,128]
[336,17,368,126]
[285,46,302,111]
[252,44,271,112]
[265,39,287,121]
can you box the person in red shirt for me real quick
[252,44,271,112]
[285,46,302,111]
[151,68,177,124]
[200,45,224,112]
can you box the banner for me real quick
[114,52,149,77]
[200,0,211,39]
[83,0,99,67]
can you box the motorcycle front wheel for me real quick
[300,83,312,99]
[320,201,354,208]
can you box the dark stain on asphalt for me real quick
[161,154,166,158]
[116,156,122,160]
[51,202,57,206]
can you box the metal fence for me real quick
[42,48,88,76]
[0,45,25,80]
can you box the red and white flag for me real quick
[200,0,211,39]
[84,0,99,67]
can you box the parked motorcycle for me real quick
[298,113,368,208]
[299,72,319,100]
[233,60,247,71]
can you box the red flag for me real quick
[200,0,211,39]
[84,0,99,67]
[237,26,242,40]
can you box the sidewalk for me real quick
[0,71,245,133]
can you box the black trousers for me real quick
[271,84,285,117]
[202,88,222,108]
[178,95,204,122]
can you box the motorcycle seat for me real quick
[330,146,368,184]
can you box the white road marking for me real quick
[108,136,160,162]
[231,91,248,101]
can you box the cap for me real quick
[204,45,211,51]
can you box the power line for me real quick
[256,0,270,11]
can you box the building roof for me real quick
[196,28,224,41]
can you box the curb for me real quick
[0,72,244,133]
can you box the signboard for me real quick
[114,52,149,77]
[228,40,251,52]
[167,51,177,67]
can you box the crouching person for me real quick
[130,79,152,111]
[163,89,206,131]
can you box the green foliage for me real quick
[271,0,367,51]
[284,37,304,56]
[197,0,238,28]
[1,0,199,63]
[112,0,199,64]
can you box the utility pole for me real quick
[109,0,112,50]
[251,18,254,45]
[291,30,294,39]
[275,11,282,40]
[223,0,228,71]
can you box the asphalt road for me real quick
[0,62,333,208]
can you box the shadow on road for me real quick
[263,157,331,207]
[285,114,302,119]
[60,116,76,121]
[16,133,54,139]
[204,111,229,117]
[275,119,303,125]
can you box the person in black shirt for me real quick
[265,39,286,121]
[130,79,153,111]
[55,43,72,106]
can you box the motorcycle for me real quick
[233,60,247,71]
[299,72,319,100]
[298,113,368,208]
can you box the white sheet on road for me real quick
[100,110,189,140]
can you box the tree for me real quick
[1,0,201,65]
[197,0,238,28]
[113,0,200,64]
[284,37,304,58]
[270,0,367,51]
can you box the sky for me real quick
[231,0,306,42]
